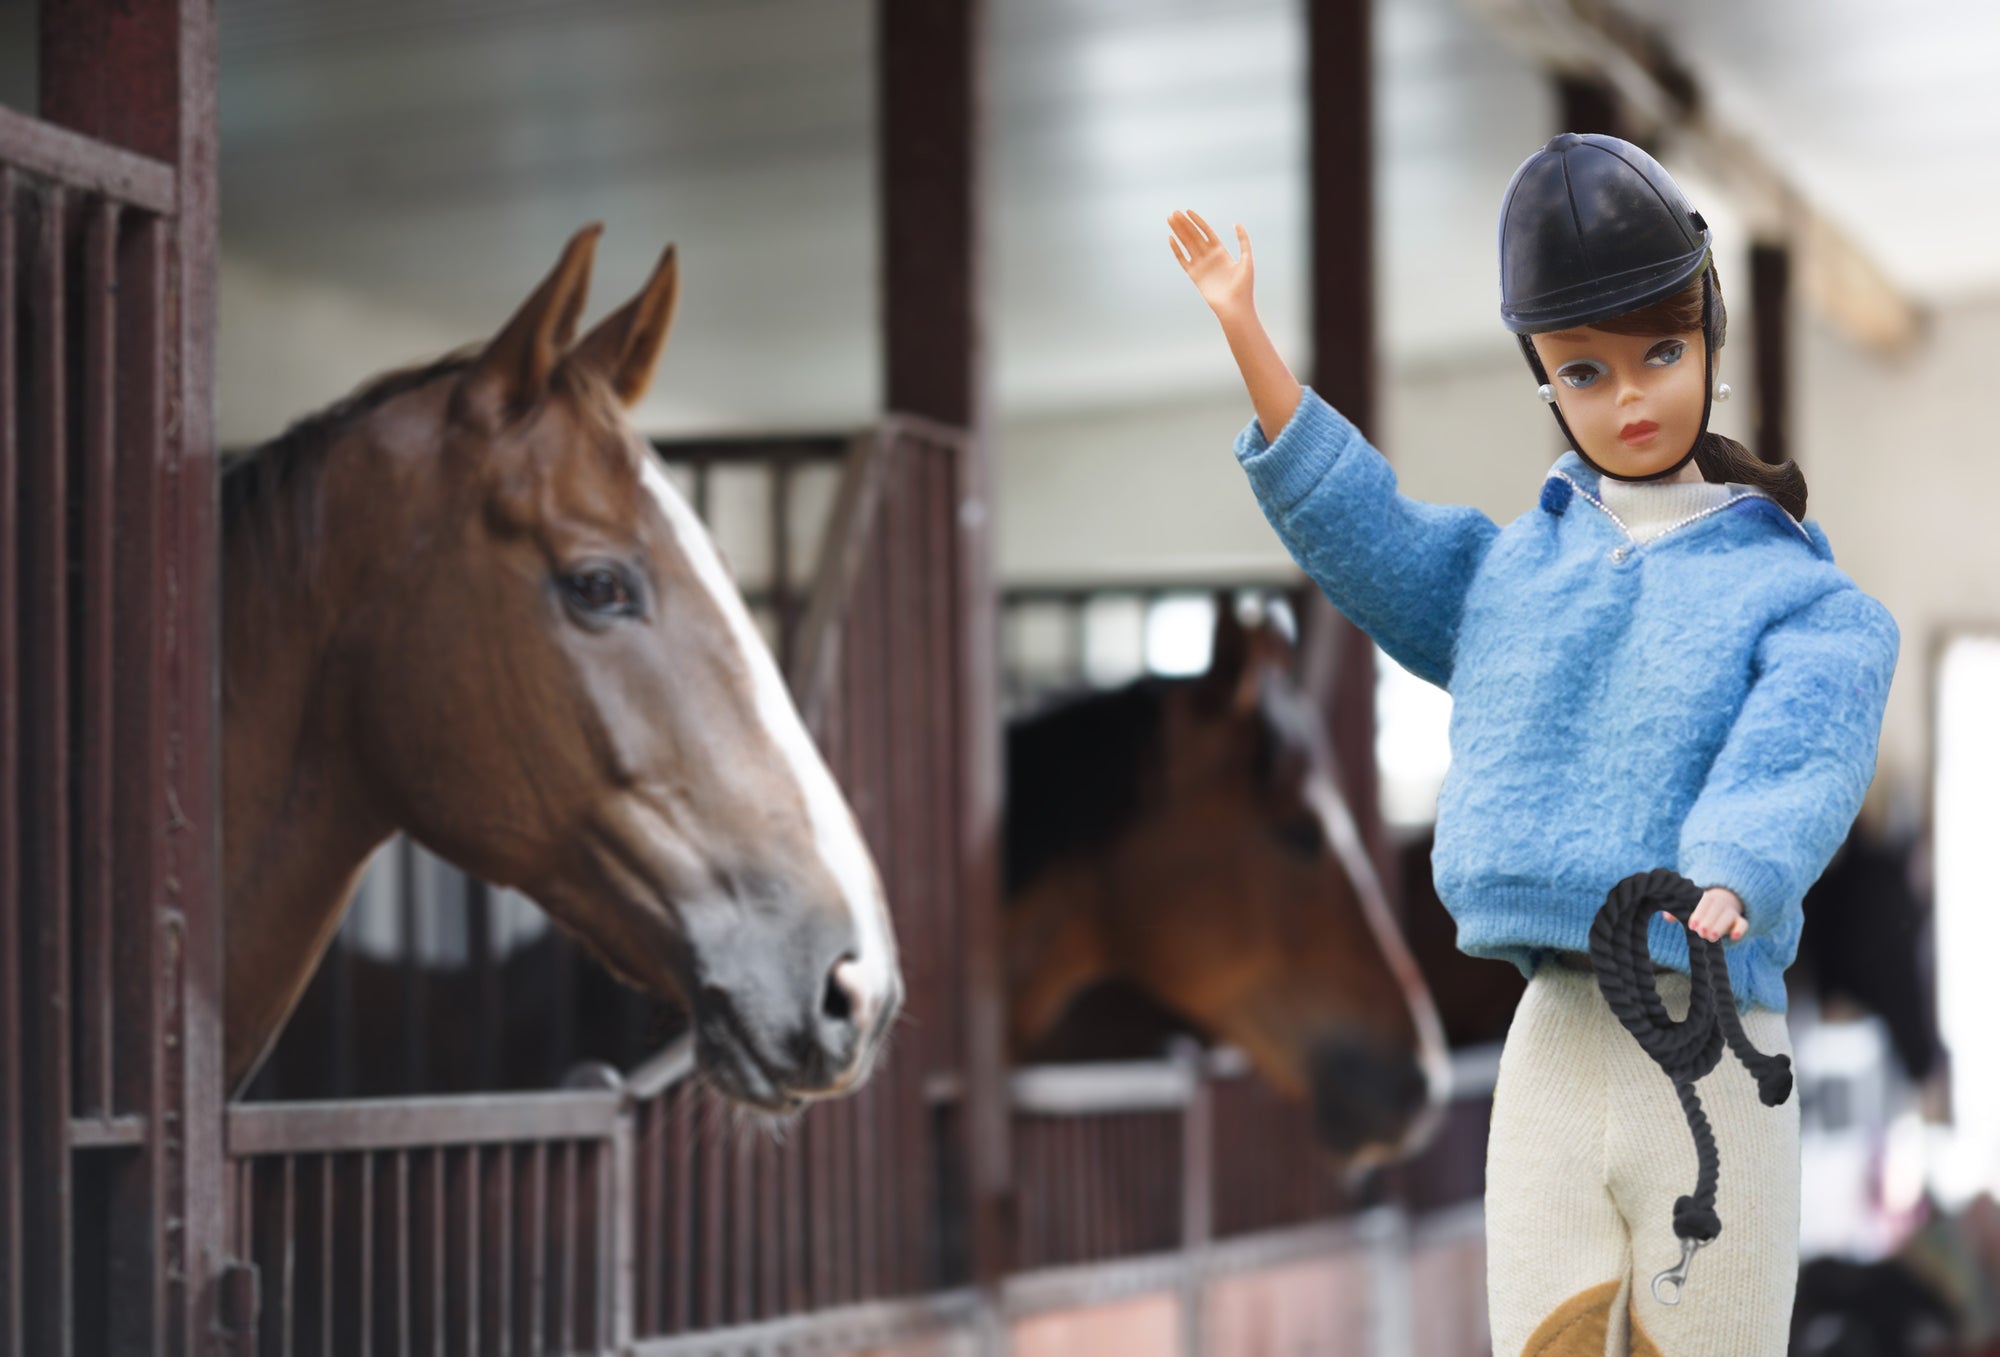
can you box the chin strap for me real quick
[1520,267,1716,483]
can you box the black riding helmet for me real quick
[1498,133,1720,482]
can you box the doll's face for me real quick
[1529,325,1708,479]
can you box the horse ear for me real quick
[461,223,603,423]
[1196,590,1256,716]
[568,241,680,407]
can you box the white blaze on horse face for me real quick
[636,452,899,1015]
[1302,766,1453,1130]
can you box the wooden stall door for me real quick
[2,1,227,1354]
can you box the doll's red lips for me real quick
[1619,421,1659,443]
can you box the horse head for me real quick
[1006,595,1449,1170]
[222,227,900,1109]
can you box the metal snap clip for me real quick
[1652,1235,1706,1306]
[1609,544,1631,563]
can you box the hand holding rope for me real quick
[1587,868,1795,1306]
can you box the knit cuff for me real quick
[1232,387,1361,514]
[1678,842,1791,940]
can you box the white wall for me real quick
[1793,295,2000,824]
[219,253,472,449]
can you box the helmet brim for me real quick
[1501,241,1711,334]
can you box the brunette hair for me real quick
[1592,266,1807,520]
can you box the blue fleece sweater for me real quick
[1234,388,1899,1014]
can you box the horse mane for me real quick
[1004,677,1169,896]
[220,348,480,579]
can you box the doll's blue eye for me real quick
[1557,360,1607,389]
[1645,340,1687,367]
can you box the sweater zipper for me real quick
[1551,471,1813,560]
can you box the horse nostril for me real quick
[822,956,856,1025]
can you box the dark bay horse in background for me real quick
[1004,600,1449,1169]
[221,225,900,1109]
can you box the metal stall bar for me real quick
[884,425,927,1298]
[0,162,20,1357]
[75,197,120,1122]
[18,172,74,1357]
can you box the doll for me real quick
[1171,132,1899,1356]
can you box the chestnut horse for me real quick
[1005,600,1450,1168]
[221,226,901,1108]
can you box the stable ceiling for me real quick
[207,0,2000,435]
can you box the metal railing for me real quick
[995,1039,1502,1275]
[2,101,210,1356]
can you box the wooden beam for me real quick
[1556,72,1634,144]
[880,0,983,430]
[1307,0,1396,908]
[877,0,1013,1299]
[1750,241,1792,468]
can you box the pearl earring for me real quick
[1537,383,1556,404]
[1714,381,1732,402]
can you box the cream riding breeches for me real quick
[1484,956,1800,1357]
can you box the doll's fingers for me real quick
[1168,211,1211,258]
[1236,223,1251,256]
[1169,235,1190,268]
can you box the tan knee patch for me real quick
[1518,1279,1667,1357]
[1521,1279,1619,1355]
[1627,1295,1662,1357]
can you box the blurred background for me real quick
[4,0,1997,1352]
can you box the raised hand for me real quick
[1170,207,1300,440]
[1169,209,1254,318]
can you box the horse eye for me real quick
[562,566,635,617]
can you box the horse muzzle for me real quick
[686,905,903,1110]
[1309,1032,1435,1159]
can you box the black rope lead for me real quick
[1587,867,1794,1305]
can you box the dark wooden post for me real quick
[1556,73,1632,142]
[877,0,1012,1297]
[1306,0,1396,903]
[1750,241,1791,467]
[37,2,224,1353]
